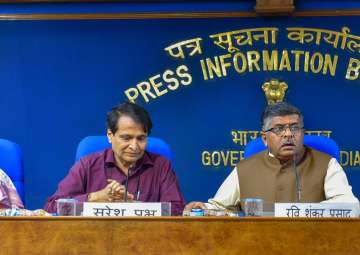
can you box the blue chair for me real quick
[75,136,173,162]
[0,138,25,203]
[244,135,340,162]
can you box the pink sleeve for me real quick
[0,184,24,209]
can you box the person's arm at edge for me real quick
[321,158,359,203]
[206,167,241,210]
[159,159,185,216]
[43,159,89,213]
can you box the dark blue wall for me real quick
[0,1,359,209]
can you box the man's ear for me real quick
[107,130,113,144]
[261,131,268,147]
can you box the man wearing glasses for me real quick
[186,102,358,211]
[45,102,185,215]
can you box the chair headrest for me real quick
[244,135,340,161]
[75,136,173,162]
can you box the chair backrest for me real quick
[0,138,25,203]
[75,136,173,162]
[244,135,340,161]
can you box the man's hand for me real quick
[88,179,134,202]
[184,201,206,211]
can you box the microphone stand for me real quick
[293,154,301,202]
[124,166,132,202]
[289,134,301,202]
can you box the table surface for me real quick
[1,216,359,255]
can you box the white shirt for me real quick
[207,158,359,210]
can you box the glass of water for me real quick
[56,198,77,216]
[243,198,263,217]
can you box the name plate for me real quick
[275,203,360,218]
[83,202,162,217]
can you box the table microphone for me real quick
[291,138,302,202]
[293,154,302,202]
[124,166,133,202]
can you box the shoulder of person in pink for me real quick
[0,168,24,209]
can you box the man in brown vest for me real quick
[185,102,358,212]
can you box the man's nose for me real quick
[283,126,294,137]
[129,139,139,150]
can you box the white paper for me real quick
[83,202,162,217]
[275,203,360,218]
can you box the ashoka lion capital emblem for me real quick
[262,79,288,105]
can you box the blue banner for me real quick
[0,15,359,209]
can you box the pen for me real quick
[135,175,141,201]
[136,190,141,201]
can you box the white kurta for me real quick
[207,158,359,210]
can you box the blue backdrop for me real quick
[0,11,359,209]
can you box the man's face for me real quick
[107,115,147,168]
[261,114,304,162]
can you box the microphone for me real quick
[289,136,301,202]
[293,154,301,202]
[124,166,133,202]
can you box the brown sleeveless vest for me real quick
[236,147,331,205]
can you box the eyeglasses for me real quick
[264,124,303,136]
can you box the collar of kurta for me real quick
[266,146,309,168]
[104,148,155,174]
